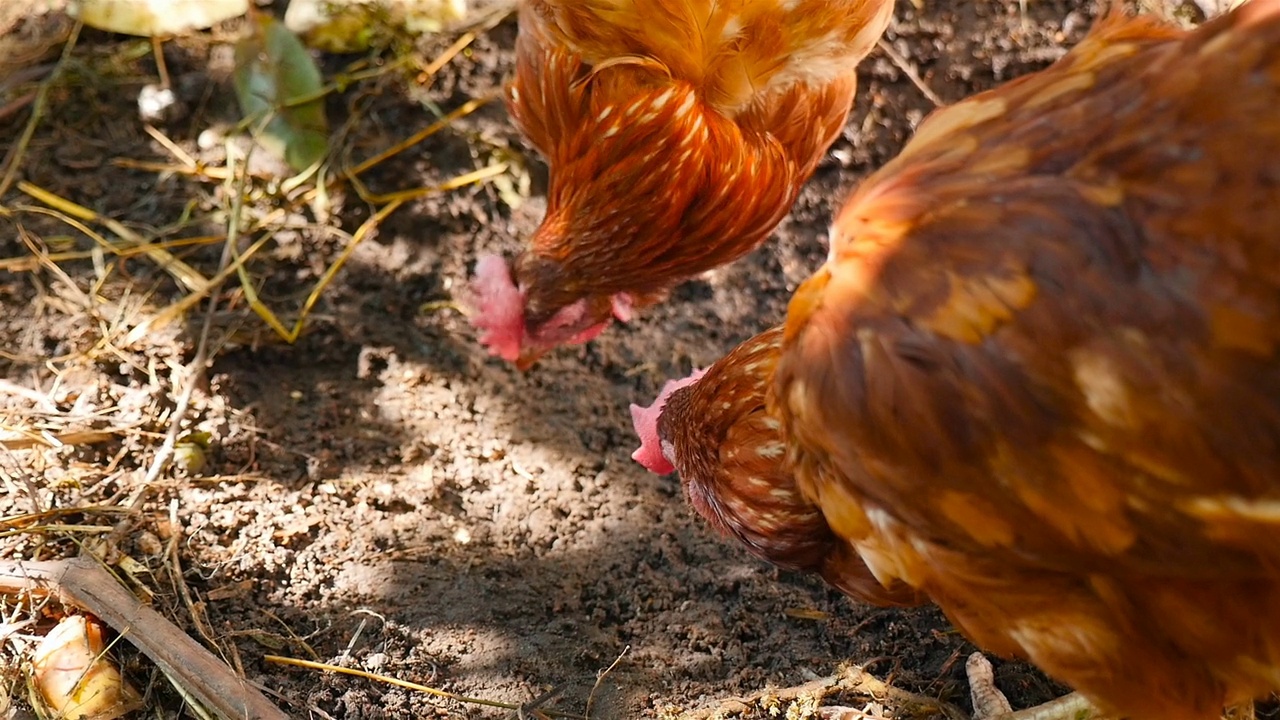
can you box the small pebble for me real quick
[137,84,186,124]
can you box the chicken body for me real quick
[643,4,1280,719]
[469,0,894,368]
[631,326,923,606]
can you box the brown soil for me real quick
[0,2,1212,718]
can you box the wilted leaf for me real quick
[29,615,142,720]
[233,16,329,171]
[70,0,249,36]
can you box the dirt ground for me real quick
[0,1,1220,718]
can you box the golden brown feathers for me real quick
[769,4,1280,718]
[470,0,894,366]
[522,0,893,115]
[641,326,922,606]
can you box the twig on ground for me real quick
[585,645,629,719]
[680,664,968,720]
[517,683,568,720]
[264,654,589,720]
[876,39,946,107]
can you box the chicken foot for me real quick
[964,653,1104,720]
[1223,701,1258,720]
[964,653,1257,720]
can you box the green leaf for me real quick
[233,17,329,171]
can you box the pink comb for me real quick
[630,368,708,474]
[468,254,525,362]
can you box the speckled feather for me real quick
[499,0,893,341]
[658,326,922,606]
[772,3,1280,718]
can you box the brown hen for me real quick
[467,0,894,369]
[639,3,1280,719]
[631,325,923,607]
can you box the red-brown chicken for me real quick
[636,3,1280,719]
[467,0,894,369]
[631,326,923,606]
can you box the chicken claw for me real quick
[966,653,1104,720]
[966,653,1260,720]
